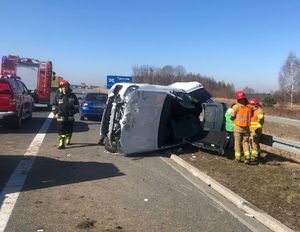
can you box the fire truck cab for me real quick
[1,55,53,107]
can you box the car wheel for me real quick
[80,116,84,121]
[104,138,118,153]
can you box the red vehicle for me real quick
[0,75,33,128]
[1,55,53,107]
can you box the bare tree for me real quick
[243,86,255,94]
[278,52,300,109]
[174,65,187,77]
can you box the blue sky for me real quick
[1,0,300,92]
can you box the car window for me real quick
[0,81,11,94]
[86,93,107,103]
[124,86,139,99]
[10,80,21,93]
[17,81,27,93]
[188,88,213,104]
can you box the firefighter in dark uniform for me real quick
[52,80,79,149]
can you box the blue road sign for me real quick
[107,75,133,89]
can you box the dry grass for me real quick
[175,147,300,231]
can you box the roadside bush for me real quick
[262,95,277,107]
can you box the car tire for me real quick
[104,138,118,153]
[80,116,84,121]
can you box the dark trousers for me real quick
[57,121,74,136]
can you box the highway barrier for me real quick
[262,115,300,156]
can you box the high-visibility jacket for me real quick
[225,108,234,132]
[233,103,252,127]
[250,107,264,130]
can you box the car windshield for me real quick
[85,93,107,103]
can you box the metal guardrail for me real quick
[262,115,300,155]
[261,134,300,155]
[265,115,300,127]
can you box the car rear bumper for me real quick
[80,108,104,118]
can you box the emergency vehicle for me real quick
[1,55,53,107]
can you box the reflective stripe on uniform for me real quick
[234,104,252,127]
[235,152,241,157]
[251,150,259,157]
[68,116,74,121]
[57,117,64,122]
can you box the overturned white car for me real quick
[100,82,229,155]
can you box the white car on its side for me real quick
[100,82,229,155]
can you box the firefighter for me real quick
[249,98,264,163]
[230,91,253,164]
[225,103,235,149]
[52,80,79,149]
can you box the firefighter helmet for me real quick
[59,80,69,87]
[235,90,246,100]
[249,98,260,107]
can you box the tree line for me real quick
[132,65,235,98]
[132,52,300,109]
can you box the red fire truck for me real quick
[1,55,53,107]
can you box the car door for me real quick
[18,81,32,116]
[186,103,229,155]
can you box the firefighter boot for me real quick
[234,152,241,163]
[250,150,259,164]
[65,134,72,145]
[244,152,251,164]
[58,135,66,149]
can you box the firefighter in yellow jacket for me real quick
[52,80,79,149]
[230,91,253,164]
[249,98,264,163]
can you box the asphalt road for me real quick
[0,112,271,232]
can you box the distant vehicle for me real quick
[100,82,229,155]
[79,92,108,120]
[1,55,53,108]
[0,75,34,128]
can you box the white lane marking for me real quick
[0,113,54,232]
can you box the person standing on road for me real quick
[249,98,265,163]
[230,91,253,164]
[225,103,235,149]
[52,80,79,149]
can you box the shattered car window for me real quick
[124,86,139,100]
[172,92,195,109]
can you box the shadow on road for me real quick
[0,118,93,134]
[64,143,100,149]
[0,155,124,206]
